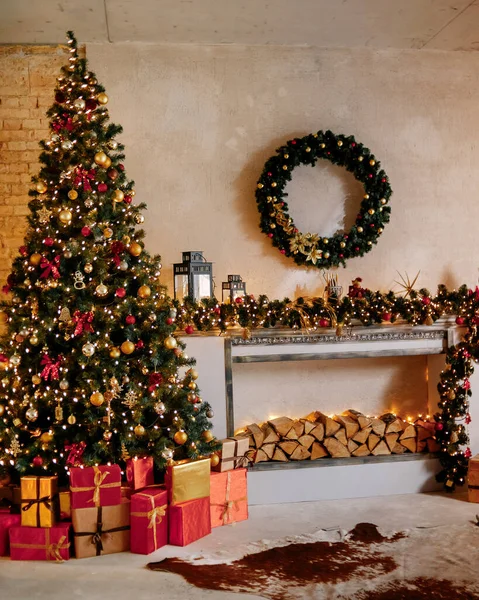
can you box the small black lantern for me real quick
[222,275,247,303]
[173,251,213,301]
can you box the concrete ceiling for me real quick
[1,0,479,50]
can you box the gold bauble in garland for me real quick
[109,347,121,359]
[97,92,109,105]
[67,414,76,425]
[112,189,124,203]
[94,151,108,166]
[59,209,73,224]
[35,181,47,194]
[210,453,220,468]
[202,430,214,443]
[188,382,197,390]
[134,424,146,437]
[68,189,78,200]
[129,242,142,257]
[40,432,53,443]
[137,285,151,298]
[90,391,104,407]
[164,336,177,350]
[120,340,135,355]
[30,253,42,266]
[173,430,188,445]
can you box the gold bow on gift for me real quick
[131,493,167,551]
[70,466,120,507]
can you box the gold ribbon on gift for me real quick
[70,466,120,507]
[10,529,70,563]
[131,493,167,551]
[212,472,247,526]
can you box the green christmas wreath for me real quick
[255,130,392,269]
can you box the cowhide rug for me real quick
[148,522,479,599]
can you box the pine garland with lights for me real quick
[174,283,479,490]
[0,32,217,484]
[255,130,392,270]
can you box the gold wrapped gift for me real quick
[21,476,58,528]
[165,458,211,505]
[59,490,71,520]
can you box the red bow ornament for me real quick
[40,354,62,381]
[65,441,86,467]
[73,167,97,192]
[72,310,94,337]
[148,372,163,393]
[110,241,125,267]
[52,113,74,132]
[40,255,61,280]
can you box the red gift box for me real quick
[70,465,121,509]
[9,523,71,562]
[126,457,154,491]
[169,496,211,547]
[0,513,21,556]
[210,468,248,528]
[130,488,168,555]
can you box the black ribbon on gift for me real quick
[469,485,479,490]
[74,506,130,556]
[22,478,57,526]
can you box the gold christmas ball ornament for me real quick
[0,312,8,323]
[29,335,39,346]
[94,151,108,166]
[340,242,346,249]
[103,391,114,402]
[187,392,197,403]
[120,340,135,355]
[173,430,188,445]
[35,181,47,194]
[25,407,38,422]
[103,157,112,169]
[84,263,93,274]
[337,140,343,147]
[129,242,142,257]
[95,283,108,297]
[188,368,199,380]
[67,415,76,425]
[90,391,104,407]
[32,375,41,385]
[202,430,214,443]
[97,92,109,105]
[109,347,121,359]
[68,189,78,200]
[82,342,95,357]
[0,404,5,416]
[380,198,387,205]
[357,226,363,233]
[369,159,376,166]
[112,189,124,203]
[40,432,53,443]
[59,209,73,224]
[30,253,42,266]
[122,235,131,245]
[188,382,197,390]
[134,424,146,437]
[164,336,177,350]
[368,209,375,215]
[210,453,220,468]
[137,285,151,298]
[103,227,113,238]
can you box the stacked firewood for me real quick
[241,410,440,463]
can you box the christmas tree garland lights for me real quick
[174,283,479,490]
[256,131,392,270]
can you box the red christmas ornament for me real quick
[118,164,125,171]
[32,456,43,467]
[465,448,472,458]
[351,143,356,147]
[319,318,330,328]
[267,172,272,177]
[166,317,174,325]
[115,287,126,298]
[280,249,286,254]
[268,233,274,238]
[185,325,194,335]
[98,183,108,193]
[235,297,243,304]
[81,226,91,237]
[291,140,297,145]
[213,307,221,315]
[381,178,387,183]
[124,195,132,204]
[355,247,360,252]
[339,254,344,258]
[382,312,392,322]
[464,379,471,390]
[368,174,373,178]
[55,92,66,104]
[43,237,54,246]
[466,413,472,425]
[455,316,465,325]
[422,296,431,305]
[370,223,375,228]
[85,99,98,112]
[136,340,144,349]
[19,246,27,256]
[435,422,444,431]
[125,315,136,325]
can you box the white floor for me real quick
[0,491,475,600]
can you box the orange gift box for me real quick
[130,488,168,554]
[168,497,211,546]
[70,465,121,509]
[210,468,248,528]
[468,453,479,502]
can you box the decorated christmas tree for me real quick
[0,32,216,483]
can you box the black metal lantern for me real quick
[173,251,213,301]
[222,275,247,303]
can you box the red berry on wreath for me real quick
[422,297,431,305]
[126,315,136,325]
[382,312,392,322]
[466,413,471,425]
[166,317,174,325]
[116,287,126,298]
[185,325,194,335]
[32,456,43,467]
[455,316,465,325]
[44,237,54,246]
[319,318,329,328]
[98,183,108,192]
[81,226,91,237]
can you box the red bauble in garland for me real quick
[382,312,392,322]
[81,226,91,237]
[435,422,444,431]
[43,237,54,246]
[235,297,243,304]
[422,296,431,305]
[185,325,194,335]
[465,448,472,458]
[319,318,330,328]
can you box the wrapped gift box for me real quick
[0,513,21,556]
[213,437,250,472]
[21,476,58,528]
[210,468,248,528]
[10,523,71,561]
[70,465,121,509]
[468,453,479,502]
[169,496,211,547]
[59,490,71,521]
[130,488,168,555]
[121,486,132,500]
[165,458,210,505]
[72,500,130,558]
[126,457,154,491]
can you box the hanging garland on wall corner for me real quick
[255,130,392,269]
